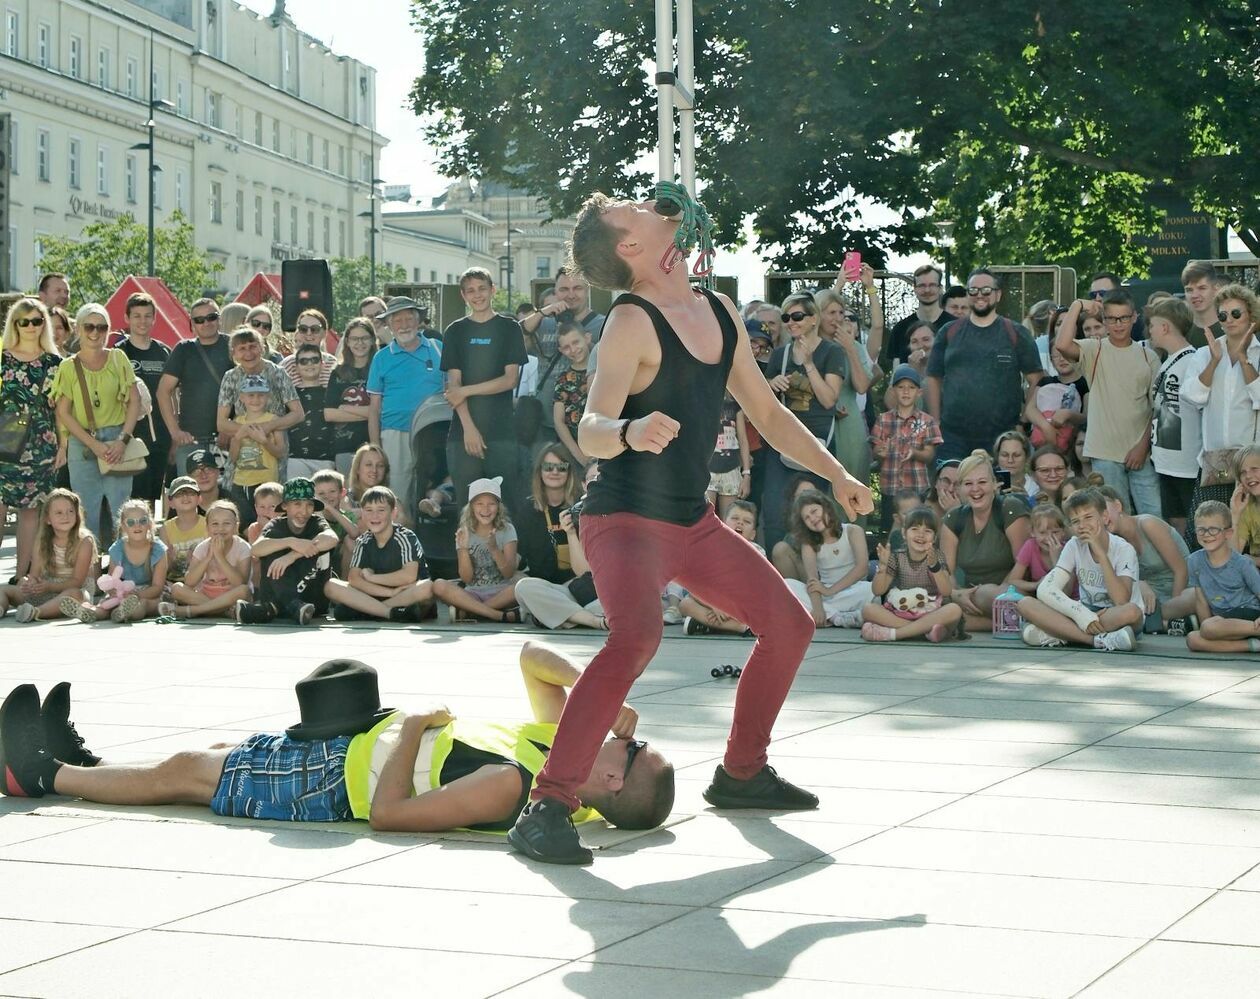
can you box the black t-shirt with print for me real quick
[258,513,331,581]
[326,364,371,456]
[118,337,171,443]
[765,339,844,439]
[350,524,428,579]
[441,314,529,442]
[289,384,330,459]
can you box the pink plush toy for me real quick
[96,564,137,611]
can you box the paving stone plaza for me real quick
[1,599,1258,998]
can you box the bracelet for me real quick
[927,562,944,574]
[618,418,632,452]
[741,469,751,476]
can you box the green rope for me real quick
[653,181,715,276]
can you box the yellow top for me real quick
[232,412,281,487]
[50,349,133,429]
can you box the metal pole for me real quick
[147,29,155,276]
[505,193,512,307]
[675,0,695,196]
[654,0,675,184]
[368,131,377,295]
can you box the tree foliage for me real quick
[410,0,1260,282]
[35,211,223,309]
[329,256,406,331]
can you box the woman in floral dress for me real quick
[0,297,64,578]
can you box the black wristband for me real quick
[618,419,632,452]
[927,562,944,574]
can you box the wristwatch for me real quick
[120,432,133,444]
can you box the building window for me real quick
[288,128,296,160]
[175,169,186,213]
[321,139,329,171]
[322,216,330,253]
[412,268,420,282]
[96,146,108,195]
[69,36,82,79]
[306,211,314,249]
[430,269,437,283]
[68,138,81,190]
[205,92,218,128]
[209,181,222,223]
[338,219,345,256]
[535,256,551,279]
[254,195,263,236]
[271,119,279,152]
[36,128,49,182]
[36,23,49,67]
[272,201,280,241]
[234,106,242,139]
[97,48,110,89]
[305,132,313,164]
[360,153,370,183]
[6,12,18,58]
[234,189,244,231]
[254,112,262,146]
[125,155,136,203]
[176,80,186,114]
[289,205,297,245]
[151,70,160,102]
[125,57,138,98]
[6,121,15,176]
[337,145,344,176]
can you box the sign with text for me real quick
[0,113,9,292]
[1134,191,1223,278]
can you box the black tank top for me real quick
[583,288,738,525]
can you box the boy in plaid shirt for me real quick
[872,365,942,534]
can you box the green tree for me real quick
[410,0,1260,282]
[329,256,406,330]
[36,210,223,308]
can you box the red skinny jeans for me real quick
[533,509,815,809]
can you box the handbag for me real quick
[565,571,598,607]
[73,356,150,476]
[0,355,33,462]
[776,346,834,471]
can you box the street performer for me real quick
[509,189,873,865]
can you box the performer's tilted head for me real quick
[567,193,681,291]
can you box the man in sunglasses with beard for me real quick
[0,642,674,838]
[925,267,1043,462]
[158,298,234,473]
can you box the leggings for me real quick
[532,509,815,810]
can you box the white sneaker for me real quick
[662,606,683,625]
[832,610,864,629]
[157,601,177,618]
[444,602,459,625]
[1095,626,1136,652]
[1022,623,1067,648]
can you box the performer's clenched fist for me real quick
[626,411,681,454]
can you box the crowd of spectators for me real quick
[1,255,1257,654]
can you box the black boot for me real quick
[41,682,101,768]
[0,685,61,797]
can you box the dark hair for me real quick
[903,505,939,534]
[125,292,155,315]
[568,193,633,291]
[913,264,943,283]
[1145,297,1194,337]
[1181,260,1219,287]
[359,485,397,509]
[943,285,968,301]
[726,498,757,519]
[789,489,841,548]
[967,267,999,286]
[295,342,322,358]
[1063,487,1107,517]
[38,272,67,293]
[336,317,378,372]
[359,295,386,312]
[1101,290,1134,310]
[589,747,675,830]
[458,267,494,290]
[1090,272,1122,289]
[893,487,924,507]
[189,297,218,315]
[903,319,935,342]
[296,308,328,329]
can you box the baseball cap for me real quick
[239,373,269,395]
[168,475,200,497]
[744,318,773,344]
[890,364,922,387]
[185,449,220,473]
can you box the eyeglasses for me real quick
[123,515,151,527]
[296,323,325,334]
[1218,308,1247,322]
[347,335,374,345]
[191,312,220,325]
[1195,525,1226,538]
[914,282,940,290]
[622,738,646,784]
[15,315,45,328]
[296,357,321,365]
[80,322,109,333]
[781,311,811,323]
[1034,464,1067,476]
[249,318,273,331]
[1087,289,1110,299]
[967,287,997,297]
[1104,314,1135,325]
[541,461,569,472]
[751,340,773,352]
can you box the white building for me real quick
[1,0,384,294]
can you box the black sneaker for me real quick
[41,682,100,768]
[683,616,711,636]
[1166,617,1187,638]
[236,601,274,625]
[702,763,819,811]
[507,798,593,865]
[389,605,419,623]
[296,603,316,626]
[1,685,54,797]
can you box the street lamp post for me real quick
[503,189,524,307]
[130,30,174,277]
[933,219,956,287]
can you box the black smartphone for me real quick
[996,468,1012,490]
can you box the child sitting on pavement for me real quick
[245,481,283,544]
[0,489,98,623]
[1017,487,1143,651]
[431,476,523,624]
[62,499,168,624]
[680,500,764,636]
[162,500,253,620]
[861,505,962,642]
[158,476,207,584]
[1185,500,1260,654]
[324,486,434,624]
[313,468,361,575]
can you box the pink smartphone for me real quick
[842,251,862,281]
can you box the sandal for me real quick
[501,609,521,624]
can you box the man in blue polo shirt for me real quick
[367,298,444,523]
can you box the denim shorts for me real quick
[210,733,353,822]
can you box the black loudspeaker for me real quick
[281,259,334,330]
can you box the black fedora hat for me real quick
[286,660,395,741]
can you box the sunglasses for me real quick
[15,315,45,328]
[192,312,220,325]
[781,310,812,323]
[123,515,151,527]
[80,322,109,333]
[966,287,997,297]
[296,323,325,333]
[1087,289,1109,299]
[622,738,646,784]
[541,461,570,472]
[1218,308,1247,322]
[249,318,273,331]
[1195,525,1225,538]
[296,357,321,365]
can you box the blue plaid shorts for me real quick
[210,733,353,822]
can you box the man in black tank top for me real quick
[509,192,874,866]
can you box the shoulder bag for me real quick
[73,356,150,476]
[777,346,834,471]
[0,353,32,463]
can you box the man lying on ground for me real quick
[0,642,674,839]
